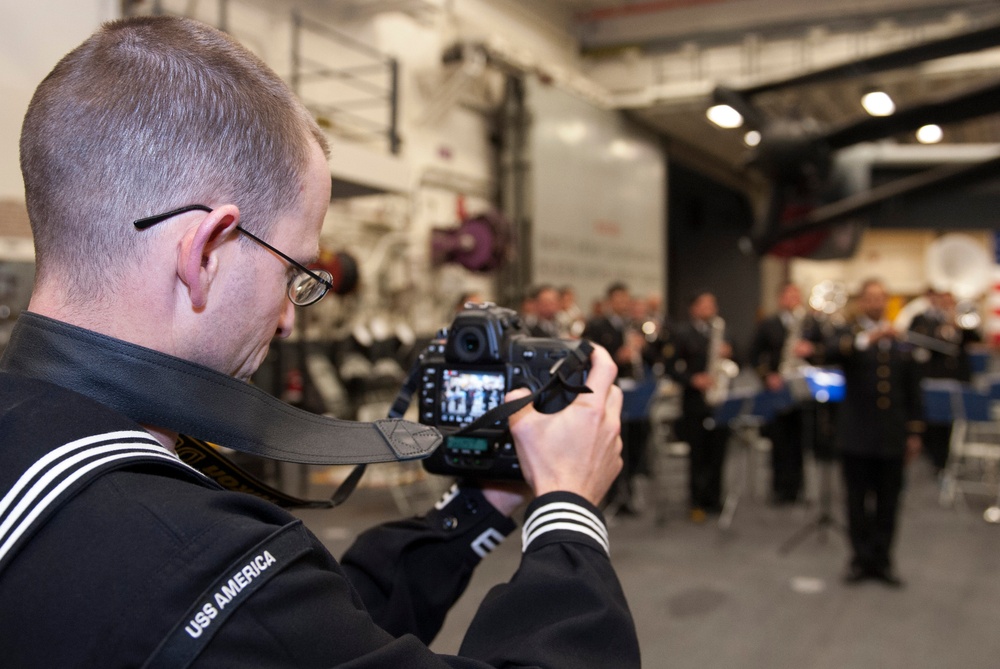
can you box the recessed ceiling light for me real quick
[744,130,761,147]
[916,124,943,144]
[861,90,895,116]
[706,104,744,129]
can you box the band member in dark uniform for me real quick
[668,290,734,522]
[524,284,562,338]
[827,279,923,587]
[585,282,649,515]
[908,289,981,472]
[750,282,811,504]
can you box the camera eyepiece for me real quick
[454,327,487,362]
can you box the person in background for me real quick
[585,282,649,515]
[453,290,485,316]
[909,289,981,472]
[749,282,810,504]
[668,290,734,522]
[827,279,923,587]
[524,284,561,338]
[557,285,586,338]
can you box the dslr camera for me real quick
[416,303,592,479]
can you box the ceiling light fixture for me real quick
[916,124,943,144]
[743,130,761,147]
[861,90,895,116]
[706,104,744,129]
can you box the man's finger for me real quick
[605,384,624,420]
[505,387,534,424]
[584,344,618,400]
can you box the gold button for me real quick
[877,365,890,378]
[878,381,891,393]
[877,397,891,410]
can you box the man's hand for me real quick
[869,326,898,344]
[691,372,713,392]
[793,339,815,359]
[506,345,623,507]
[906,434,922,464]
[765,372,784,392]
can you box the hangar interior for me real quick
[2,1,1000,667]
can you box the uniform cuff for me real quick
[428,483,516,560]
[521,492,610,557]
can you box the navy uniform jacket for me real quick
[749,312,793,378]
[0,373,639,668]
[668,319,729,418]
[908,311,980,382]
[825,319,924,459]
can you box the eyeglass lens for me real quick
[290,270,334,306]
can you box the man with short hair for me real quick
[669,290,734,521]
[828,279,923,587]
[584,282,649,514]
[524,284,561,338]
[0,16,638,667]
[908,289,981,472]
[749,282,810,504]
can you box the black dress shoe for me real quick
[843,563,870,584]
[873,567,905,589]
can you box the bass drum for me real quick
[926,233,991,300]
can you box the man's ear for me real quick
[177,205,240,310]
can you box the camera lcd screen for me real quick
[446,436,490,452]
[439,369,505,425]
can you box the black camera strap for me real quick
[0,314,442,508]
[172,435,367,509]
[455,358,592,436]
[390,353,592,437]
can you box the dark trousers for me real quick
[841,452,904,571]
[678,414,729,511]
[609,419,651,507]
[924,423,952,472]
[764,409,804,502]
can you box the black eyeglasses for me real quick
[134,204,333,306]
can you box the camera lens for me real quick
[454,327,486,362]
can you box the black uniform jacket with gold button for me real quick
[825,320,924,459]
[0,373,639,668]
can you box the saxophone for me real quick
[778,307,812,402]
[778,307,806,376]
[705,316,739,406]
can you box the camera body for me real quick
[417,303,592,479]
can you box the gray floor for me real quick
[296,451,1000,669]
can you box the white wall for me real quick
[0,1,118,201]
[789,228,995,316]
[529,79,665,310]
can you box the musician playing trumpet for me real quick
[668,290,735,522]
[827,279,923,587]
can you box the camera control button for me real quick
[441,516,459,531]
[522,350,535,359]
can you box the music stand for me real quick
[717,388,785,530]
[778,369,847,555]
